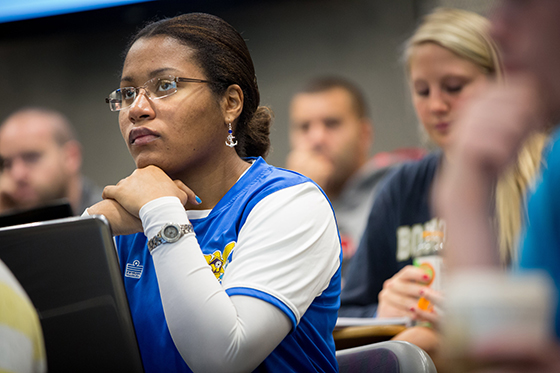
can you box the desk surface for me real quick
[333,324,408,350]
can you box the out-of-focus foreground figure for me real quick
[0,258,46,373]
[436,0,560,371]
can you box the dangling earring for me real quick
[225,122,238,147]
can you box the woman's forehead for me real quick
[122,36,200,80]
[409,43,484,77]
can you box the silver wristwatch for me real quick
[148,223,194,252]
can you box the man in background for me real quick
[0,107,102,215]
[286,76,424,265]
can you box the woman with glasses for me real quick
[88,13,341,373]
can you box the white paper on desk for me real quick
[335,317,413,329]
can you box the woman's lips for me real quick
[129,127,159,145]
[435,122,450,132]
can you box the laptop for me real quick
[0,199,73,228]
[0,215,144,372]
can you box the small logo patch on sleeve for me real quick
[125,260,144,279]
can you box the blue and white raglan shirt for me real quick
[116,157,342,372]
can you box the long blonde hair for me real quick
[405,8,546,265]
[496,133,548,265]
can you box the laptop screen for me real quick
[0,199,73,228]
[0,215,144,372]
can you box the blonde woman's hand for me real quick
[102,165,200,217]
[410,287,443,329]
[377,265,432,318]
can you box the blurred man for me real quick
[287,76,424,263]
[0,107,102,215]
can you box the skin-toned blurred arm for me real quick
[433,76,560,373]
[435,76,542,270]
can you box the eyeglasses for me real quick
[105,75,213,111]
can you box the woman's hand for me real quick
[377,265,433,318]
[87,199,143,236]
[411,287,443,328]
[102,165,200,217]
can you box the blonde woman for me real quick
[340,7,546,350]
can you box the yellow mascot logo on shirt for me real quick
[204,241,235,281]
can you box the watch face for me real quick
[163,225,179,240]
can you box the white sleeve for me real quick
[222,182,341,324]
[140,184,340,372]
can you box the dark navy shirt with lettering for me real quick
[339,151,442,317]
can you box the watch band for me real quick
[148,222,194,252]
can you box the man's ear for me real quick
[360,118,374,154]
[222,84,244,125]
[63,140,82,175]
